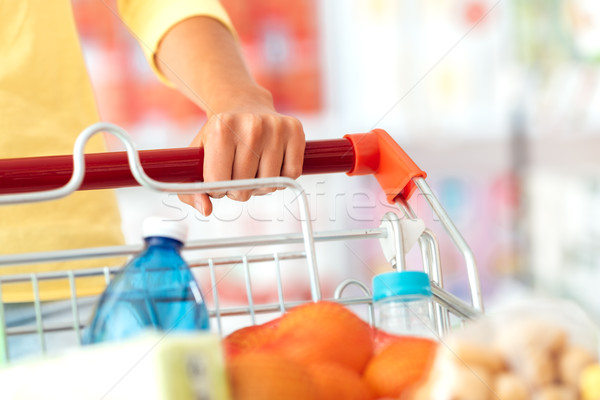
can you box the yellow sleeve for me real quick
[118,0,236,86]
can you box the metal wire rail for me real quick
[0,122,483,363]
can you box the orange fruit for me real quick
[227,351,318,400]
[223,318,280,359]
[268,301,373,373]
[308,362,374,400]
[371,327,404,354]
[363,336,437,398]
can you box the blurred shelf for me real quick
[405,139,511,175]
[529,136,600,176]
[403,136,600,177]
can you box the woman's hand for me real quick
[179,100,305,216]
[156,16,305,216]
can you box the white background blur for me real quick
[74,0,600,323]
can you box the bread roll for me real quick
[428,365,493,400]
[494,372,529,400]
[559,346,596,387]
[533,385,577,400]
[443,338,505,374]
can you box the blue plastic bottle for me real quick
[83,217,210,344]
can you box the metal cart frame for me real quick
[0,122,482,363]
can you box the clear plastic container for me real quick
[83,217,210,344]
[372,271,437,340]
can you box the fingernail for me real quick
[195,199,205,216]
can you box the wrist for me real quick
[205,84,274,118]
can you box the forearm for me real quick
[155,14,304,216]
[155,16,273,117]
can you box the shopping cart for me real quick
[0,122,482,364]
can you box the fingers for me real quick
[280,116,305,180]
[203,113,264,202]
[254,131,284,195]
[229,115,263,201]
[202,116,236,199]
[255,116,303,194]
[183,110,305,215]
[178,193,213,217]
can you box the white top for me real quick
[142,217,189,243]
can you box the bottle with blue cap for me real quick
[83,217,210,344]
[372,271,437,340]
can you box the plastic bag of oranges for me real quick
[222,301,438,400]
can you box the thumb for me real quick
[178,193,213,216]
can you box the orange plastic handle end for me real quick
[344,129,427,203]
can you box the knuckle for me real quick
[254,188,274,196]
[215,112,234,127]
[228,190,251,202]
[285,116,302,131]
[239,115,264,147]
[285,165,302,179]
[243,113,263,132]
[206,117,233,144]
[241,191,252,202]
[209,192,226,199]
[265,113,281,127]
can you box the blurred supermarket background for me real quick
[73,0,600,322]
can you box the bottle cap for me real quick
[142,217,188,243]
[372,271,432,301]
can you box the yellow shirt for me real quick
[0,0,233,302]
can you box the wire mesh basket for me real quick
[0,122,483,363]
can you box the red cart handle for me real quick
[0,130,425,203]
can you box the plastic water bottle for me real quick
[372,271,437,340]
[83,217,210,344]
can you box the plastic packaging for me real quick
[372,271,437,340]
[410,298,600,400]
[0,333,231,400]
[83,217,210,344]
